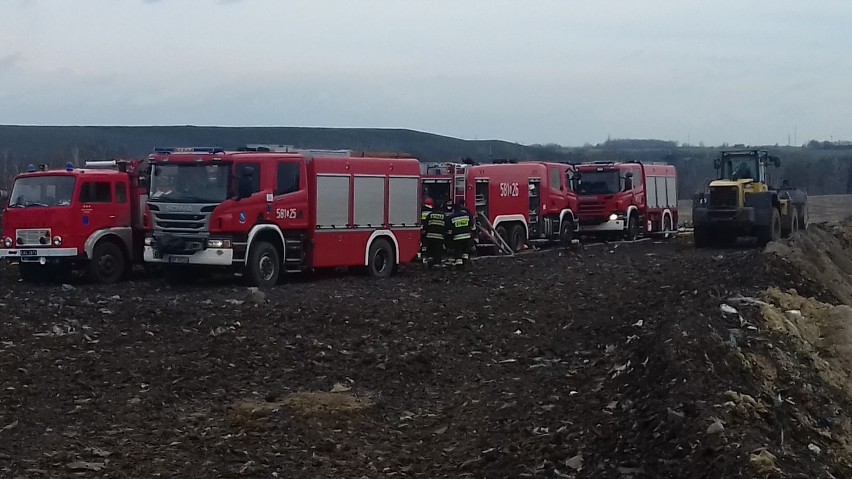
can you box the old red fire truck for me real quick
[421,161,579,252]
[574,161,678,240]
[1,159,151,283]
[143,146,422,287]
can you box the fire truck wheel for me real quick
[86,241,126,284]
[559,220,574,247]
[367,238,395,278]
[246,241,280,288]
[625,214,639,241]
[509,225,525,252]
[662,214,673,240]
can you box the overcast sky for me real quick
[1,0,849,147]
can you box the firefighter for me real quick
[420,197,435,261]
[448,200,474,266]
[423,201,448,267]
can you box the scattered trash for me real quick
[61,284,74,292]
[330,382,351,393]
[706,419,725,434]
[808,443,822,455]
[565,454,583,471]
[67,461,105,472]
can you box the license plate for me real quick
[168,256,189,264]
[20,250,38,257]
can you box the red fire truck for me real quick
[1,159,151,283]
[574,161,678,240]
[421,161,579,252]
[143,147,422,287]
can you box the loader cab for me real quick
[715,150,780,186]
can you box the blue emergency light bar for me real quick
[153,147,225,154]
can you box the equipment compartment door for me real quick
[475,179,489,220]
[528,178,541,237]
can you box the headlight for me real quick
[52,236,62,246]
[144,237,153,246]
[207,239,232,249]
[3,237,11,248]
[609,213,618,221]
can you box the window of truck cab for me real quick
[79,181,112,203]
[549,168,562,190]
[148,163,230,203]
[8,175,76,208]
[234,163,262,197]
[276,162,302,196]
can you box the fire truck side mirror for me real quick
[623,172,634,191]
[713,158,721,169]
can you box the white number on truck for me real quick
[499,182,519,197]
[276,208,297,219]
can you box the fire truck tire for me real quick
[509,224,525,252]
[86,241,126,284]
[559,220,574,247]
[662,214,673,240]
[367,238,394,278]
[625,214,639,241]
[245,241,280,288]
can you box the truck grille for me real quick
[578,201,605,215]
[709,186,738,208]
[16,228,51,246]
[148,204,215,235]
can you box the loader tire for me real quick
[758,208,782,246]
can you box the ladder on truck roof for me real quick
[453,165,467,205]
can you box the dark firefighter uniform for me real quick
[448,203,474,265]
[423,207,448,266]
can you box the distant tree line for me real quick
[1,126,851,199]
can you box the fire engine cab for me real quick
[143,146,422,287]
[422,160,579,252]
[575,161,678,240]
[1,159,150,283]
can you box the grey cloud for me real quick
[0,53,23,72]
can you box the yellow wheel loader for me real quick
[692,149,807,247]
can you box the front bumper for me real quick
[578,218,625,232]
[0,248,79,262]
[693,207,757,229]
[144,246,234,266]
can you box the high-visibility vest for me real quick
[424,211,447,240]
[449,211,472,240]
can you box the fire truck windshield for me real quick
[577,171,621,195]
[8,175,75,208]
[149,163,230,203]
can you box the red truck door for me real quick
[78,179,116,238]
[546,165,569,211]
[272,159,309,229]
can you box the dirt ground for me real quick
[4,228,852,479]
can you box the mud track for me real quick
[0,237,849,478]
